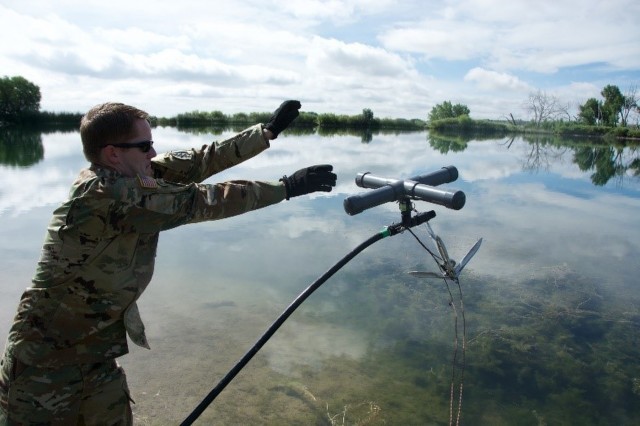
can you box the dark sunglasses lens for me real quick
[132,141,153,152]
[107,141,153,152]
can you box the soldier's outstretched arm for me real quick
[98,163,336,234]
[151,100,302,184]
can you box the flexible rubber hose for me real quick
[180,230,387,425]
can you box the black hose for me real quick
[180,230,388,425]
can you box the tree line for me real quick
[427,83,640,139]
[428,85,639,128]
[163,108,425,131]
[2,75,638,139]
[0,76,425,131]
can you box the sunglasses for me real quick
[108,140,154,153]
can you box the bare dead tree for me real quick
[524,90,565,126]
[621,84,639,127]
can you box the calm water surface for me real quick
[1,127,639,425]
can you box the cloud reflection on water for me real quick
[0,128,639,423]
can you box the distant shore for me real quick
[3,110,639,141]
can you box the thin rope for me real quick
[406,227,466,426]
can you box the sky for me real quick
[1,0,639,120]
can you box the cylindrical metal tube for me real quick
[343,184,402,215]
[344,166,464,215]
[405,181,466,210]
[356,165,458,189]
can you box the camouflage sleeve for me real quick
[95,177,287,234]
[150,124,269,184]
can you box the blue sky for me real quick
[1,0,639,120]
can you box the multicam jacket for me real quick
[5,124,286,367]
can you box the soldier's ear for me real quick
[101,145,122,166]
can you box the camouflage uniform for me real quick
[0,124,286,424]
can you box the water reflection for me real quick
[0,127,45,167]
[0,127,638,424]
[574,144,640,186]
[171,123,381,144]
[429,132,640,187]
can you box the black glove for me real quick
[281,165,337,200]
[265,100,301,138]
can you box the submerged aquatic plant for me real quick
[298,254,639,425]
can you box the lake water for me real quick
[1,127,639,425]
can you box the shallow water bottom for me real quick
[119,260,640,425]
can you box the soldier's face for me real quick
[113,119,157,177]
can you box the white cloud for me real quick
[379,20,494,61]
[306,37,415,78]
[379,0,640,73]
[0,1,638,119]
[464,67,532,92]
[281,0,396,24]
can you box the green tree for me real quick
[601,84,624,126]
[428,101,470,121]
[231,112,249,123]
[209,110,227,124]
[452,103,470,117]
[316,112,341,127]
[0,76,41,124]
[578,98,602,125]
[362,108,374,127]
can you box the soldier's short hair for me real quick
[80,102,150,163]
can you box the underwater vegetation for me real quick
[463,265,639,425]
[292,256,640,425]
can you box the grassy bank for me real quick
[428,116,640,141]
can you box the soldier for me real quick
[0,100,336,425]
